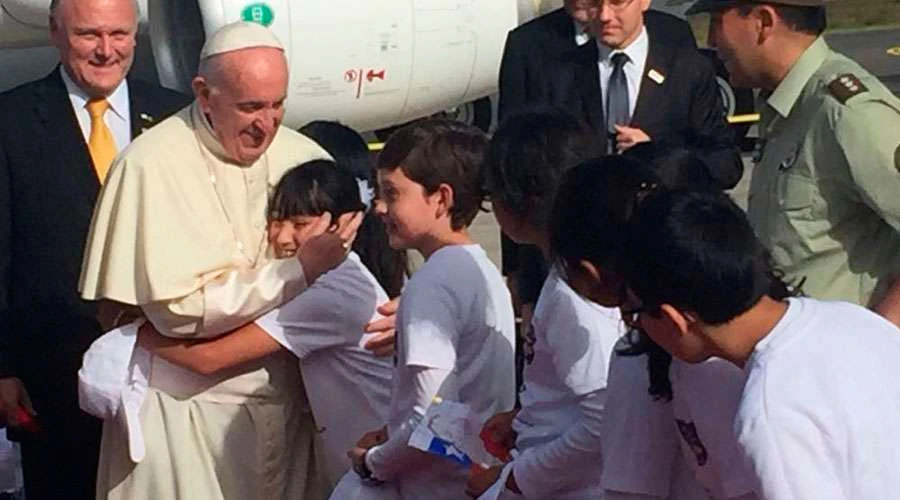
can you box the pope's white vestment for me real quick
[80,101,330,499]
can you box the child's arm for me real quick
[507,388,607,497]
[355,365,451,481]
[137,321,283,375]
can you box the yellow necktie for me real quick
[85,98,117,184]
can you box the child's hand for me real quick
[480,410,519,460]
[356,426,388,449]
[364,298,399,357]
[465,465,503,498]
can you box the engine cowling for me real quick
[150,0,521,131]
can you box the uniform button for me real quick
[237,241,245,251]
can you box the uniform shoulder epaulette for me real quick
[827,74,869,104]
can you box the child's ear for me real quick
[435,183,455,217]
[660,304,691,336]
[577,260,603,284]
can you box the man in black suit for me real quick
[0,0,189,497]
[497,2,708,319]
[545,0,742,187]
[499,1,697,120]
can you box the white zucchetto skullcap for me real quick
[199,21,284,60]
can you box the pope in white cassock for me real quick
[79,21,346,499]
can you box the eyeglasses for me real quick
[601,0,637,10]
[577,0,638,12]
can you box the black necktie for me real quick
[606,52,630,153]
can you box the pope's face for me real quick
[195,47,288,165]
[50,0,137,98]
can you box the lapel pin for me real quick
[648,69,665,84]
[140,113,154,123]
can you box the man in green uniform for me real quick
[687,0,900,326]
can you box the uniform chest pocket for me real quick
[777,172,816,212]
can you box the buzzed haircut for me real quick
[736,2,827,35]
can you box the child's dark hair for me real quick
[376,119,489,230]
[269,160,405,297]
[623,142,718,191]
[269,160,365,221]
[621,189,801,397]
[623,188,798,325]
[616,143,721,400]
[549,155,660,276]
[549,157,672,399]
[296,121,408,298]
[485,106,595,228]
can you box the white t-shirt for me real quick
[671,359,754,499]
[601,343,679,498]
[511,266,623,498]
[737,297,900,500]
[255,252,393,488]
[601,342,712,500]
[385,244,517,499]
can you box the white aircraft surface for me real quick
[0,0,541,131]
[0,0,746,135]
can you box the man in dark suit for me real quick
[496,1,741,378]
[499,1,697,120]
[0,0,190,497]
[496,1,705,341]
[544,0,742,187]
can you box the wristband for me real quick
[353,449,384,486]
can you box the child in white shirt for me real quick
[546,150,757,500]
[345,119,516,499]
[620,188,900,500]
[138,160,396,491]
[465,108,624,499]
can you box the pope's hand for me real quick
[296,211,364,285]
[363,298,399,357]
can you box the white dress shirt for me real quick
[598,26,649,120]
[60,66,131,152]
[573,20,591,47]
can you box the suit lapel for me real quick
[569,43,606,146]
[552,8,577,52]
[631,35,674,128]
[127,79,156,139]
[33,68,100,207]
